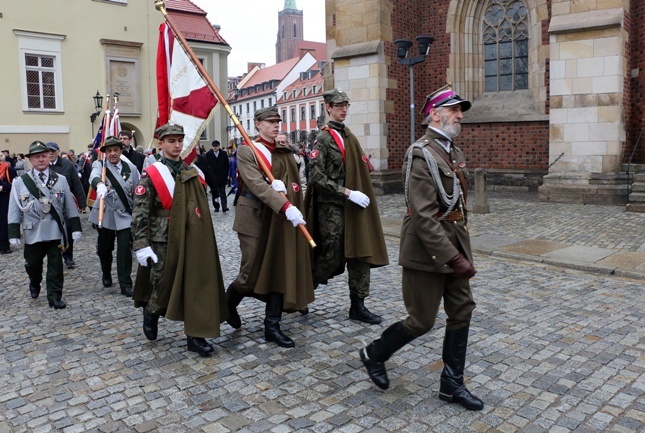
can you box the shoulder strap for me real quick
[105,168,132,214]
[328,129,346,164]
[21,174,68,246]
[143,162,174,210]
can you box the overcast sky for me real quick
[190,0,326,77]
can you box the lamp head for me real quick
[416,36,435,56]
[93,91,103,114]
[394,39,413,59]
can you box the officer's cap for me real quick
[323,88,350,105]
[156,123,185,140]
[254,106,281,122]
[100,136,123,152]
[26,141,50,157]
[420,84,471,116]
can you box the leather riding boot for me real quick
[349,295,382,324]
[186,336,214,357]
[225,284,244,329]
[359,321,416,390]
[264,293,294,348]
[142,305,160,341]
[100,258,113,288]
[439,327,484,410]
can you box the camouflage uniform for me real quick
[131,158,177,314]
[309,124,370,298]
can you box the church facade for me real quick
[324,0,643,204]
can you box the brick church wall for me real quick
[628,0,645,163]
[384,0,550,174]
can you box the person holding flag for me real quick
[89,136,140,297]
[131,123,228,357]
[225,107,314,348]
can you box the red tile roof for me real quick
[243,57,300,89]
[166,0,229,45]
[296,41,327,61]
[278,63,325,103]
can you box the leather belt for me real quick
[436,211,464,222]
[240,190,259,201]
[152,209,171,217]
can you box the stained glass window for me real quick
[483,0,529,92]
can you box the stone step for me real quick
[628,192,645,202]
[621,163,645,173]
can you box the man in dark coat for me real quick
[47,142,87,269]
[205,140,229,212]
[119,130,145,173]
[131,123,228,357]
[226,107,314,348]
[359,85,483,411]
[0,154,17,254]
[305,89,388,324]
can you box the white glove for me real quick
[135,247,158,267]
[271,179,287,194]
[72,232,82,242]
[96,183,108,200]
[348,190,370,208]
[284,205,306,227]
[9,238,21,247]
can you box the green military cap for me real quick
[100,136,123,152]
[322,88,350,105]
[155,123,185,139]
[26,140,50,157]
[254,106,281,122]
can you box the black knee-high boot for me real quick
[225,284,245,329]
[264,293,294,348]
[359,321,416,389]
[100,257,112,287]
[439,327,484,410]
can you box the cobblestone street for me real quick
[0,194,643,432]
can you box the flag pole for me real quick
[97,93,112,228]
[154,0,315,248]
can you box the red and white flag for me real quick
[156,22,218,163]
[109,107,121,137]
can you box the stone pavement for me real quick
[379,191,645,281]
[0,191,643,433]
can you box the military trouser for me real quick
[312,202,371,299]
[146,241,168,315]
[62,216,74,262]
[96,227,133,289]
[401,267,476,338]
[24,240,64,301]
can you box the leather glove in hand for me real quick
[447,253,477,279]
[72,231,82,242]
[135,247,158,267]
[96,183,108,200]
[348,190,370,208]
[9,238,21,247]
[285,205,306,227]
[271,179,287,194]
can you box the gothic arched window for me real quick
[293,20,297,37]
[483,0,529,92]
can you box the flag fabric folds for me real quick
[156,22,218,163]
[109,107,121,137]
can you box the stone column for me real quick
[539,2,629,204]
[327,0,393,193]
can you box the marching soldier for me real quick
[305,89,388,324]
[359,85,483,411]
[89,136,140,297]
[131,123,228,357]
[8,141,82,309]
[226,106,314,348]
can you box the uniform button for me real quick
[432,255,436,260]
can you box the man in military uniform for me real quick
[226,106,314,348]
[131,123,228,357]
[359,85,483,411]
[47,141,87,269]
[8,141,82,309]
[89,136,140,297]
[305,89,388,324]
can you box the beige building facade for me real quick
[0,0,230,157]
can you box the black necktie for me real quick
[38,172,46,183]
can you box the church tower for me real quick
[276,0,304,63]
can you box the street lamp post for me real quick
[394,36,434,144]
[90,91,104,138]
